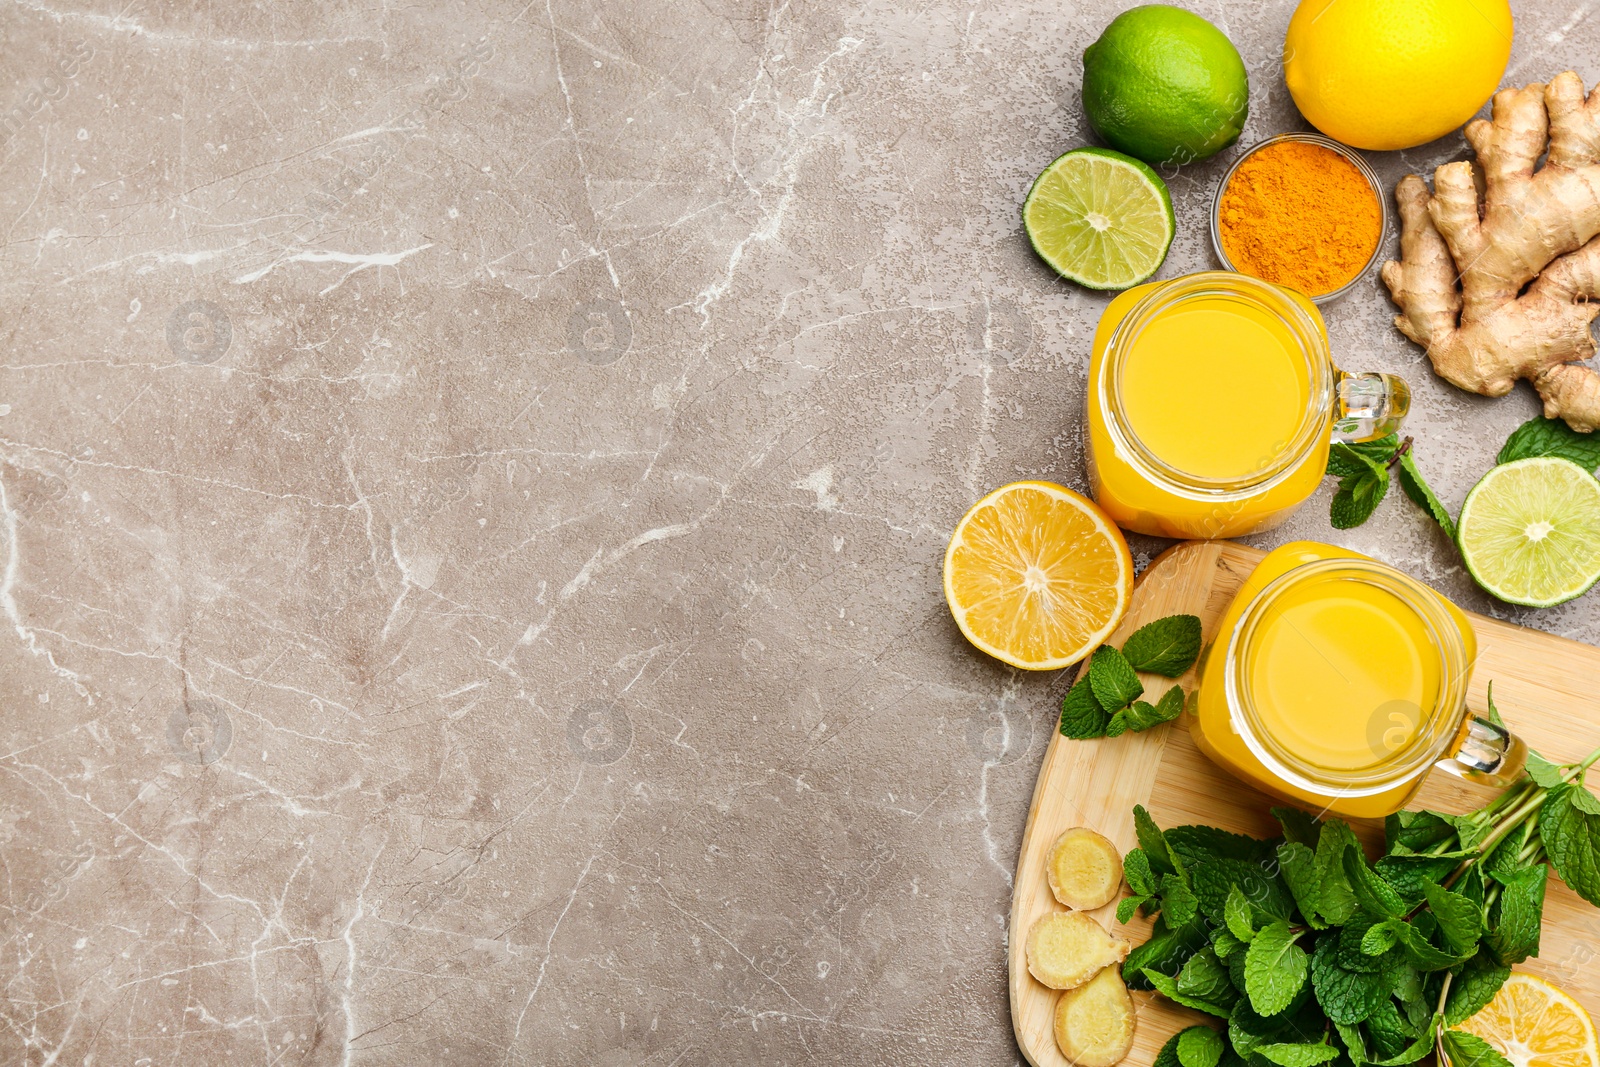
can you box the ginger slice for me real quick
[1054,965,1136,1067]
[1382,73,1600,430]
[1026,911,1130,991]
[1047,827,1125,911]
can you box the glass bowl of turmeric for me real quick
[1209,131,1389,306]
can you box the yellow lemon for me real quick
[1284,0,1512,151]
[943,481,1132,670]
[1455,972,1600,1067]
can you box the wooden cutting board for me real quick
[1009,540,1600,1067]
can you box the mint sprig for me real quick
[1120,727,1600,1067]
[1059,614,1202,741]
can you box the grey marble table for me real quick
[1,1,1595,1064]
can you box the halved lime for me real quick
[1457,456,1600,607]
[1023,147,1175,290]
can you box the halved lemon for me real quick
[1455,973,1600,1067]
[943,481,1132,670]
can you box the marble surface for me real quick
[2,1,1598,1063]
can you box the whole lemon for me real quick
[1284,0,1512,151]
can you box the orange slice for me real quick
[943,481,1132,670]
[1455,973,1600,1067]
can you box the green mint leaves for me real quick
[1540,780,1600,907]
[1498,414,1600,469]
[1325,435,1456,538]
[1122,741,1600,1067]
[1325,415,1600,552]
[1059,614,1201,741]
[1122,614,1203,676]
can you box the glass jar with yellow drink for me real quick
[1085,272,1409,539]
[1190,541,1527,819]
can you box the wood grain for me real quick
[1008,541,1600,1067]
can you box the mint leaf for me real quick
[1310,934,1391,1025]
[1123,912,1206,989]
[1314,820,1360,925]
[1168,824,1277,865]
[1060,676,1109,739]
[1276,842,1324,928]
[1440,1028,1515,1067]
[1361,920,1401,956]
[1272,807,1322,849]
[1177,949,1237,1012]
[1445,951,1510,1025]
[1145,967,1233,1018]
[1498,414,1600,470]
[1525,751,1565,788]
[1105,707,1132,737]
[1486,864,1545,965]
[1178,1026,1226,1067]
[1212,926,1244,961]
[1255,1042,1341,1067]
[1089,644,1143,711]
[1163,872,1200,928]
[1371,1028,1439,1066]
[1109,685,1185,736]
[1374,853,1459,904]
[1328,435,1399,476]
[1336,1022,1369,1067]
[1244,921,1308,1016]
[1393,920,1472,971]
[1330,463,1389,529]
[1384,809,1456,855]
[1397,451,1455,539]
[1193,858,1295,923]
[1122,614,1203,676]
[1117,894,1149,924]
[1541,782,1600,907]
[1225,885,1256,943]
[1135,804,1180,877]
[1422,879,1484,953]
[1343,848,1406,918]
[1124,848,1157,896]
[1155,1033,1185,1067]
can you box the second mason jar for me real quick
[1189,542,1527,819]
[1085,272,1409,539]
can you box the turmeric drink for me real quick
[1086,272,1408,539]
[1189,542,1527,820]
[1119,293,1310,481]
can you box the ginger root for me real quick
[1382,72,1600,431]
[1047,827,1125,911]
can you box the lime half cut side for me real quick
[1022,147,1175,290]
[1457,456,1600,607]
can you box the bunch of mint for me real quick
[1328,415,1600,533]
[1060,614,1202,740]
[1126,732,1600,1067]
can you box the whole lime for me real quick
[1082,5,1249,167]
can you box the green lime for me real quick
[1457,456,1600,607]
[1082,5,1249,167]
[1022,147,1175,290]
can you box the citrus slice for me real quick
[943,481,1132,670]
[1454,972,1599,1067]
[1023,147,1175,290]
[1457,456,1600,607]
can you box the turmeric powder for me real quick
[1218,140,1382,297]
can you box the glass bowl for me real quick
[1209,131,1391,307]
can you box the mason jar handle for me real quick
[1435,715,1528,788]
[1332,372,1411,443]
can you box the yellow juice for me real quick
[1190,542,1478,819]
[1086,275,1332,539]
[1120,297,1310,481]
